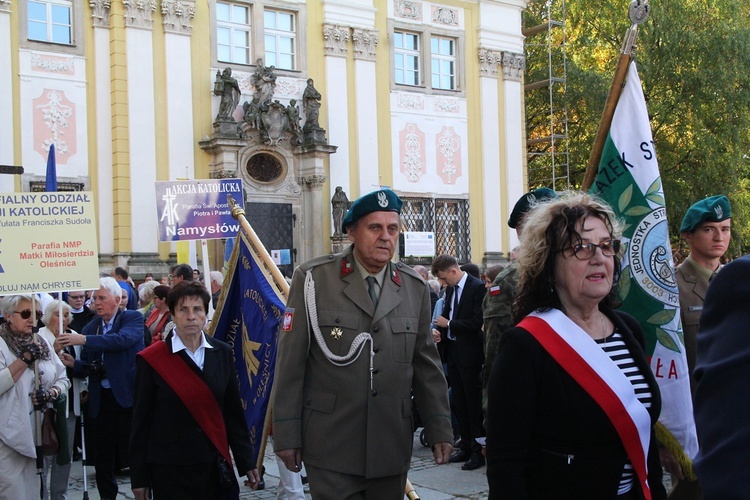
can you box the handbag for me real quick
[216,455,234,489]
[41,407,59,456]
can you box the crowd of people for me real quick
[0,187,742,499]
[0,264,264,499]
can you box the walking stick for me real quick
[80,409,90,500]
[405,478,420,499]
[31,299,45,499]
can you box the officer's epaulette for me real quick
[394,262,422,282]
[298,253,338,272]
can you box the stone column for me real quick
[477,47,505,266]
[300,174,327,259]
[351,28,380,195]
[123,0,159,255]
[0,0,14,192]
[162,0,196,181]
[90,0,115,254]
[322,23,351,206]
[500,51,526,250]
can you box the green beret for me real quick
[680,195,732,233]
[508,188,557,229]
[342,188,403,234]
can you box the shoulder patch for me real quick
[489,285,501,296]
[282,308,295,331]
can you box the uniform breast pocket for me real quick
[317,309,361,356]
[390,316,418,363]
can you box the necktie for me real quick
[366,276,378,306]
[448,284,459,340]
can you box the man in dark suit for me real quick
[58,277,145,500]
[129,281,259,499]
[693,254,750,498]
[432,254,486,470]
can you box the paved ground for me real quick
[64,431,490,499]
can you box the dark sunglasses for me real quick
[15,309,42,320]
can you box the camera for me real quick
[89,360,107,380]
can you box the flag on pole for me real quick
[589,61,699,470]
[207,230,285,466]
[45,144,57,192]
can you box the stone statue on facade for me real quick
[302,78,322,131]
[251,58,277,109]
[214,67,241,121]
[331,186,351,237]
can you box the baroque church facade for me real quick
[0,0,530,277]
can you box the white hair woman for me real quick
[0,295,70,498]
[38,299,81,500]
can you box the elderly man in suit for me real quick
[272,188,453,500]
[129,281,259,499]
[58,277,145,500]
[672,194,731,499]
[431,254,486,471]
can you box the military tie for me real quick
[366,276,379,306]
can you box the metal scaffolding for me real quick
[524,0,571,191]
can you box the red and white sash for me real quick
[519,309,652,500]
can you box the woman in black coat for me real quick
[485,193,666,500]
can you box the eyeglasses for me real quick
[564,239,621,260]
[14,310,42,320]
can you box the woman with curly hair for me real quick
[485,192,666,499]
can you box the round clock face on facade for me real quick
[246,153,284,183]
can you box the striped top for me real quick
[595,329,652,495]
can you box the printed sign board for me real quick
[403,231,435,257]
[0,191,100,293]
[155,179,243,242]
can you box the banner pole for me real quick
[227,195,289,298]
[582,0,651,190]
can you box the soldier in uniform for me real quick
[671,194,731,500]
[482,188,557,426]
[272,188,453,500]
[676,195,732,393]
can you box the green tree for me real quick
[525,0,750,256]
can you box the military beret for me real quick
[508,188,558,229]
[680,195,732,233]
[342,188,403,234]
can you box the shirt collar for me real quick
[171,330,213,354]
[455,270,469,290]
[354,257,388,289]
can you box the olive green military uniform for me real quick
[481,263,518,424]
[272,245,453,495]
[676,256,719,396]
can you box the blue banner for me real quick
[208,232,285,465]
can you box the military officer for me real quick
[670,194,731,500]
[272,188,453,500]
[481,188,557,426]
[676,195,732,393]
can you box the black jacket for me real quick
[129,332,254,489]
[486,309,666,500]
